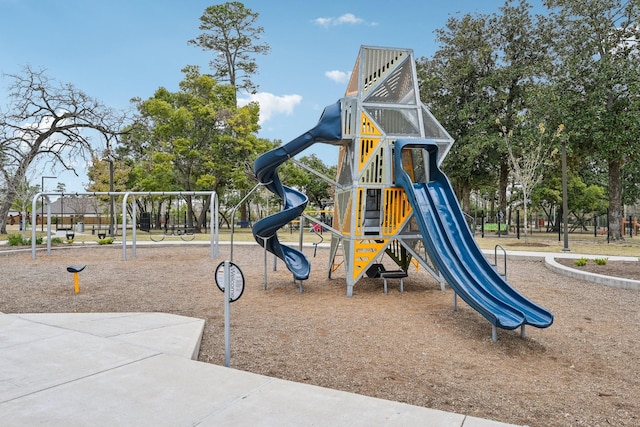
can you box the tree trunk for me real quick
[523,203,529,243]
[489,198,496,221]
[0,197,11,234]
[240,200,248,223]
[453,182,462,205]
[0,169,25,235]
[21,210,27,240]
[608,158,624,241]
[461,180,471,214]
[184,195,194,229]
[498,161,509,222]
[196,194,211,231]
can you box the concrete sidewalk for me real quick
[0,312,521,427]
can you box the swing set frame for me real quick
[31,191,219,260]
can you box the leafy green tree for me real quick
[115,66,268,230]
[544,0,640,239]
[531,182,561,230]
[487,0,552,217]
[567,176,607,231]
[189,2,271,223]
[417,12,498,211]
[86,154,131,193]
[418,1,551,216]
[534,173,607,231]
[189,1,270,98]
[280,154,336,209]
[622,156,640,206]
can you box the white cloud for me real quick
[314,13,376,27]
[324,70,351,84]
[313,17,332,27]
[335,13,362,25]
[238,92,302,124]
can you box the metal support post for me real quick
[224,260,231,367]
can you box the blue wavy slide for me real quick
[252,101,342,280]
[394,139,553,330]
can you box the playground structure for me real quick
[253,45,553,339]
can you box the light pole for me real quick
[108,155,115,237]
[104,135,116,238]
[561,140,570,251]
[41,176,56,232]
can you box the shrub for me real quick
[97,237,114,245]
[483,223,508,232]
[7,234,26,246]
[50,237,64,244]
[594,258,608,265]
[28,236,43,245]
[574,257,588,267]
[7,234,46,246]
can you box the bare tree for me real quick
[501,119,561,242]
[0,66,124,234]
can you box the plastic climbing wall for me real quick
[329,46,455,296]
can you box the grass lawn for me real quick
[3,224,640,258]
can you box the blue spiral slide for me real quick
[252,101,342,280]
[394,139,553,331]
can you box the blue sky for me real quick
[0,0,543,191]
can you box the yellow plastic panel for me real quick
[352,239,389,280]
[335,191,352,234]
[354,188,364,235]
[401,148,415,182]
[360,113,382,135]
[358,113,383,173]
[359,147,384,184]
[358,137,379,172]
[382,188,412,236]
